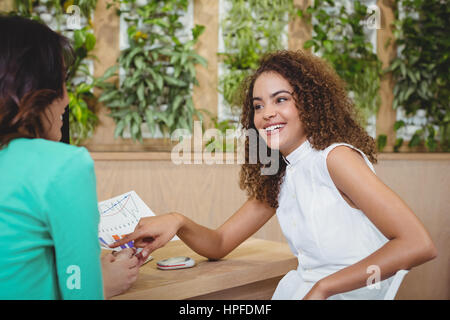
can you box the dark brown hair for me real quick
[239,50,377,208]
[0,15,74,148]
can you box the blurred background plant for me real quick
[386,0,449,152]
[219,0,295,118]
[12,0,104,145]
[7,0,448,152]
[301,0,382,129]
[99,0,207,143]
[203,114,237,153]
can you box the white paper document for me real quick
[97,190,178,250]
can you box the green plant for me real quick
[13,0,103,145]
[302,0,382,126]
[386,0,449,152]
[67,26,102,145]
[204,117,237,153]
[377,134,387,152]
[99,0,207,142]
[219,0,295,115]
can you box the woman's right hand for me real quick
[110,212,183,259]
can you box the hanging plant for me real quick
[219,0,295,116]
[12,0,104,145]
[301,0,382,127]
[386,0,449,152]
[99,0,207,143]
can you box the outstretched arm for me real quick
[111,198,276,260]
[304,146,438,300]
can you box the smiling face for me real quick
[42,84,69,141]
[252,71,307,156]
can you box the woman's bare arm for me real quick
[176,198,276,259]
[111,198,276,260]
[305,146,438,299]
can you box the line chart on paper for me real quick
[99,193,140,222]
[97,190,156,250]
[97,190,179,251]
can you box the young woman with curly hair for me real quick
[113,50,437,299]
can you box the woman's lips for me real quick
[264,123,286,136]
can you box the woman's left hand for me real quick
[302,281,329,300]
[102,248,141,299]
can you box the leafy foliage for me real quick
[67,27,100,145]
[302,0,382,126]
[219,0,294,115]
[387,0,449,152]
[12,0,102,145]
[99,0,207,142]
[204,117,237,153]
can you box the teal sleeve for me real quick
[45,147,104,300]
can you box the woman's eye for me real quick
[253,104,263,110]
[276,97,288,103]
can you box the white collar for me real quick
[284,139,312,166]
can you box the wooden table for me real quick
[108,238,297,300]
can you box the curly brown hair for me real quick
[239,50,377,208]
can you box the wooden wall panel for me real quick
[376,0,397,151]
[289,0,312,51]
[85,0,123,150]
[192,0,219,129]
[93,154,449,299]
[374,159,450,300]
[0,0,13,11]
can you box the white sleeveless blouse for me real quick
[272,140,393,300]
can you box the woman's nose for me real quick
[263,104,276,120]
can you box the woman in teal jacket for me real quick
[0,15,140,299]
